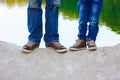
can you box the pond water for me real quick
[0,1,120,48]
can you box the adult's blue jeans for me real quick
[77,0,103,41]
[28,0,61,45]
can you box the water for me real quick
[0,3,120,48]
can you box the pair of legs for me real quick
[78,0,103,41]
[22,0,67,53]
[28,0,60,45]
[70,0,103,51]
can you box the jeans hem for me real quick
[28,40,40,44]
[45,40,59,46]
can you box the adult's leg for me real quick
[28,0,43,44]
[44,0,61,45]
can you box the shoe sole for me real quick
[88,47,97,51]
[69,47,86,51]
[56,49,68,53]
[22,47,38,53]
[46,47,67,53]
[22,48,33,53]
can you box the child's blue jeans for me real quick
[77,0,103,41]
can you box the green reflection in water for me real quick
[0,0,120,34]
[60,0,78,19]
[61,0,120,34]
[0,0,27,7]
[101,0,120,34]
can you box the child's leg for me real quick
[77,0,90,40]
[87,0,103,41]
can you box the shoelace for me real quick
[88,41,95,46]
[26,43,37,47]
[73,40,84,46]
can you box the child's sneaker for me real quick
[69,39,86,51]
[87,40,97,51]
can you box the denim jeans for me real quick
[27,0,61,45]
[77,0,103,41]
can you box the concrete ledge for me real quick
[0,41,120,80]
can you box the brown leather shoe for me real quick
[46,42,67,53]
[22,42,39,53]
[69,39,86,51]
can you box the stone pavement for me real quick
[0,41,120,80]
